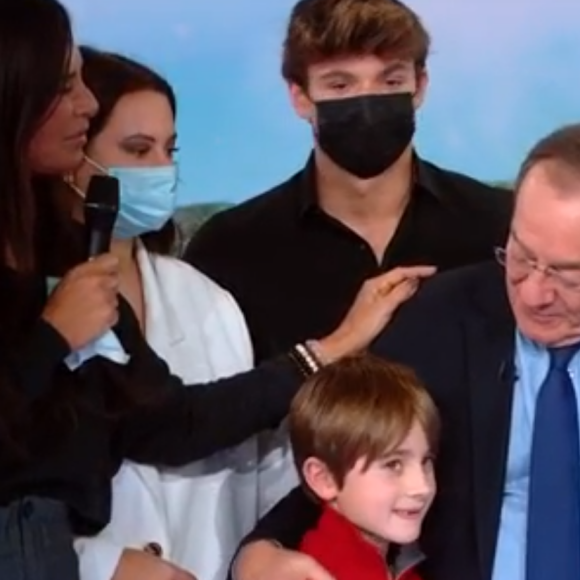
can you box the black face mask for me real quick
[315,93,415,179]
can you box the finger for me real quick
[99,295,118,322]
[88,253,120,274]
[98,273,119,291]
[106,296,119,319]
[105,309,119,328]
[73,253,117,272]
[375,265,437,287]
[373,266,435,297]
[106,292,119,308]
[62,263,83,282]
[382,277,420,307]
[82,274,117,298]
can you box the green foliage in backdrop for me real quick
[174,202,234,249]
[490,181,514,189]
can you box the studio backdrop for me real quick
[65,0,580,232]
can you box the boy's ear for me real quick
[302,457,340,501]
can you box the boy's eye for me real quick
[384,459,403,473]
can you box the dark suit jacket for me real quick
[236,261,516,580]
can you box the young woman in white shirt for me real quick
[65,47,431,580]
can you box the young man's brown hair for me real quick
[282,0,431,88]
[289,353,440,488]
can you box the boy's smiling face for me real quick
[304,420,436,552]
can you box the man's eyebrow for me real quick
[511,229,580,270]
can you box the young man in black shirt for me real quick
[184,0,512,365]
[186,1,513,576]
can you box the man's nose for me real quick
[517,269,557,309]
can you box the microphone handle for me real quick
[86,229,112,260]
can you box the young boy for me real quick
[288,353,439,580]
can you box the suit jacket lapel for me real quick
[464,263,515,580]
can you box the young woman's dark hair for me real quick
[0,0,76,451]
[0,4,153,451]
[0,0,73,271]
[79,46,180,255]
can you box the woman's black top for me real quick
[0,260,302,536]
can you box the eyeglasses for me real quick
[495,246,580,291]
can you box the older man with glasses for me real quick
[230,123,580,580]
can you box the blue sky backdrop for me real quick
[64,0,580,205]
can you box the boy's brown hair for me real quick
[282,0,431,88]
[289,353,439,488]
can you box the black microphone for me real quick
[83,175,119,260]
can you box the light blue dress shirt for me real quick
[491,331,580,580]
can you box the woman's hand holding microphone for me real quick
[41,254,120,350]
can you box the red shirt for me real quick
[300,505,424,580]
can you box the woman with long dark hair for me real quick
[0,1,432,578]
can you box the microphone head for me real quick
[84,174,119,230]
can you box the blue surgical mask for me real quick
[76,156,179,239]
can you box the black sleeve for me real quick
[240,486,320,550]
[8,318,70,399]
[115,330,305,466]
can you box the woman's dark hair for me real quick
[80,45,180,255]
[0,0,73,271]
[0,0,73,454]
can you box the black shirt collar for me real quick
[295,151,448,217]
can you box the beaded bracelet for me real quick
[289,342,321,377]
[304,339,328,366]
[288,348,311,378]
